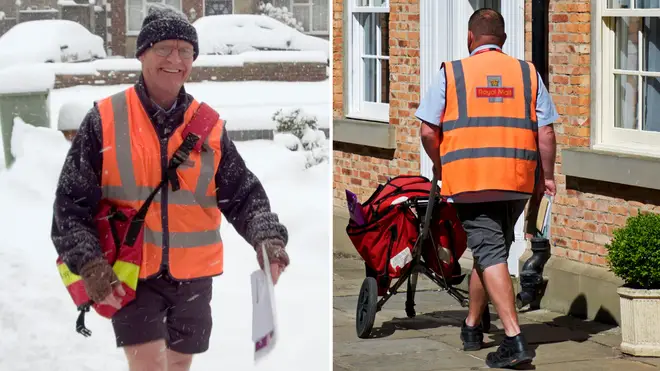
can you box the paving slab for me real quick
[333,255,660,370]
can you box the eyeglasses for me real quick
[152,45,195,59]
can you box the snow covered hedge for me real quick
[272,109,328,169]
[257,2,304,33]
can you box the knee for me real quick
[124,342,168,371]
[168,351,194,371]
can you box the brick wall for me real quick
[54,62,327,88]
[108,0,126,56]
[529,0,660,268]
[333,0,421,209]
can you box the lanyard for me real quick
[472,47,502,57]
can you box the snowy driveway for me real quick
[0,122,330,371]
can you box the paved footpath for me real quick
[333,254,660,371]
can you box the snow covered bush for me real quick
[273,108,317,139]
[272,108,328,168]
[258,1,304,33]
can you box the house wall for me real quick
[233,0,258,13]
[525,0,660,269]
[332,0,420,209]
[108,0,203,57]
[107,0,126,56]
[333,0,660,274]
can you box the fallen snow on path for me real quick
[49,80,330,132]
[0,120,331,371]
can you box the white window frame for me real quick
[592,1,660,157]
[346,0,390,123]
[126,0,183,36]
[284,0,329,36]
[203,0,235,17]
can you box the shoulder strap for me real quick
[123,102,220,247]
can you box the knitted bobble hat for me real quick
[135,4,199,60]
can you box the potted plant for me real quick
[605,211,660,357]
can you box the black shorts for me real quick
[111,274,213,354]
[453,199,528,271]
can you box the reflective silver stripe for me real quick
[442,147,538,165]
[110,92,138,196]
[443,59,537,133]
[103,91,218,208]
[102,185,216,207]
[145,228,222,248]
[519,60,533,121]
[194,137,216,203]
[452,60,468,119]
[443,117,537,132]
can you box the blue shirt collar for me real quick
[470,44,502,56]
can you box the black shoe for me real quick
[460,320,483,351]
[486,333,535,368]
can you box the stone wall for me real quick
[54,62,328,88]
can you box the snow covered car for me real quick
[0,19,107,70]
[193,14,329,62]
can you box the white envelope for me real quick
[251,243,277,362]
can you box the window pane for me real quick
[312,0,328,32]
[358,13,376,55]
[380,59,389,103]
[271,0,288,7]
[643,17,660,72]
[364,58,377,102]
[615,17,640,70]
[164,0,180,10]
[642,76,660,131]
[373,0,388,6]
[294,0,309,3]
[205,0,233,15]
[636,0,660,8]
[128,6,143,32]
[293,4,311,31]
[379,13,389,56]
[355,0,368,6]
[609,0,631,8]
[614,74,639,130]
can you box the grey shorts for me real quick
[453,199,527,271]
[111,274,213,354]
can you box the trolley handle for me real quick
[418,174,440,242]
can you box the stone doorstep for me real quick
[333,207,623,325]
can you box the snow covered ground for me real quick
[0,116,331,369]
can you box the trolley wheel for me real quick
[481,308,491,333]
[356,277,378,339]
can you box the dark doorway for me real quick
[532,0,550,87]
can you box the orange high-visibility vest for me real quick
[97,87,224,280]
[439,49,539,198]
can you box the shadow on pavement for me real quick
[365,294,618,352]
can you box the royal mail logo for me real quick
[476,75,514,103]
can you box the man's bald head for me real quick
[467,8,507,48]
